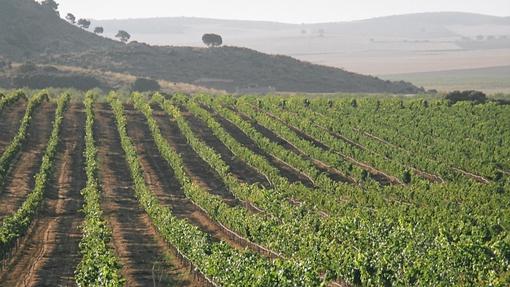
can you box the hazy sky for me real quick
[56,0,510,23]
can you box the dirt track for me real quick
[0,103,85,286]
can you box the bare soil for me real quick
[177,106,270,188]
[0,103,86,286]
[261,108,403,185]
[0,100,27,154]
[95,103,198,287]
[148,105,240,207]
[199,105,315,187]
[234,108,355,184]
[129,104,278,258]
[0,102,54,220]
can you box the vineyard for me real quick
[0,90,508,286]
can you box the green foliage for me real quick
[0,91,46,187]
[0,90,508,286]
[75,92,124,286]
[0,92,69,261]
[117,93,323,286]
[402,170,412,184]
[0,90,26,111]
[180,94,510,286]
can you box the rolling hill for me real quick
[0,0,421,93]
[92,12,510,75]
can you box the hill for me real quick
[382,65,510,94]
[0,0,421,93]
[92,12,510,75]
[0,0,120,59]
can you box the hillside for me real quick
[92,12,510,75]
[0,0,120,59]
[383,65,510,94]
[0,0,421,93]
[93,12,510,43]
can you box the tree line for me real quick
[42,0,223,47]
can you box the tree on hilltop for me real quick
[202,34,223,47]
[94,27,104,34]
[77,18,91,29]
[116,30,131,43]
[65,13,76,24]
[41,0,59,13]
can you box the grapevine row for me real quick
[75,92,124,286]
[177,94,509,286]
[115,93,322,286]
[0,93,69,261]
[0,91,48,190]
[0,90,26,112]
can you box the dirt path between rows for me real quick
[0,102,54,220]
[259,107,403,185]
[130,105,279,258]
[0,100,27,154]
[0,103,86,287]
[176,106,270,188]
[197,105,314,187]
[233,108,355,184]
[149,105,240,207]
[95,104,198,287]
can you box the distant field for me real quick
[382,65,510,94]
[93,13,510,75]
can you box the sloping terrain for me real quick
[0,0,421,93]
[92,12,510,76]
[0,91,508,286]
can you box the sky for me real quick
[55,0,510,23]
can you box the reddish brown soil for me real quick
[176,107,271,188]
[197,105,315,187]
[0,103,85,286]
[127,105,278,259]
[95,103,198,287]
[148,105,240,207]
[0,102,55,221]
[233,108,355,184]
[0,100,27,154]
[260,108,403,186]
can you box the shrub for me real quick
[446,90,487,104]
[132,78,160,92]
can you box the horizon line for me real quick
[88,11,509,25]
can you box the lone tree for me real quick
[77,18,91,29]
[202,33,223,47]
[115,30,131,43]
[94,27,104,34]
[65,13,76,24]
[41,0,59,12]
